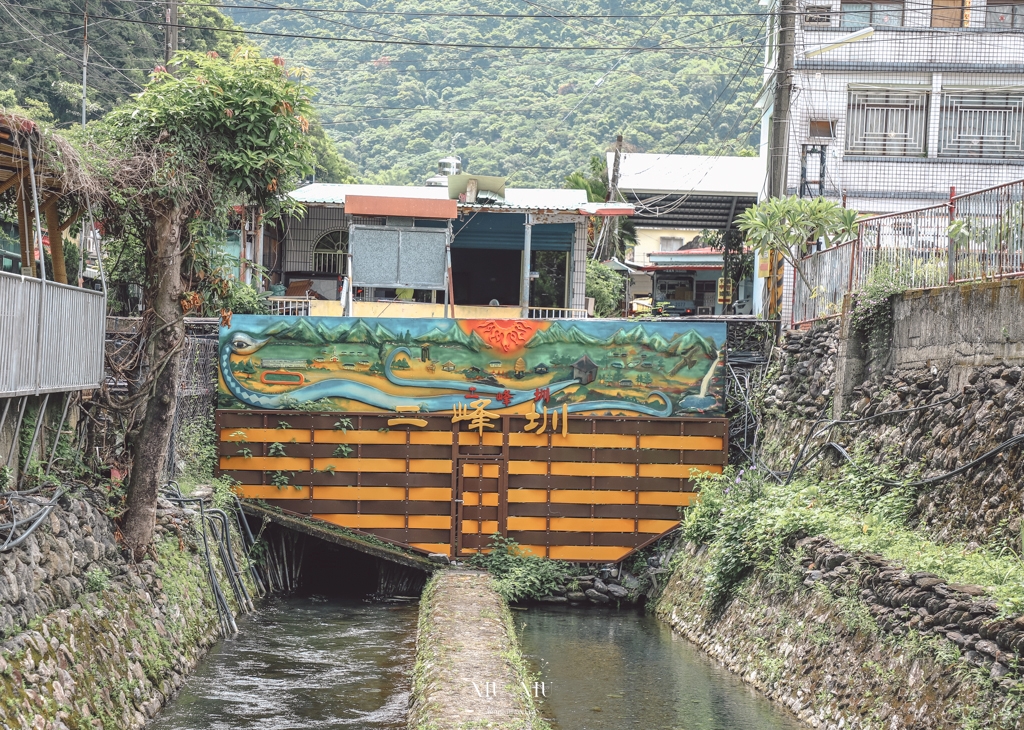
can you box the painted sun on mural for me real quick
[218,316,727,417]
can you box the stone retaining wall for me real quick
[657,542,1024,730]
[760,316,1024,545]
[0,494,240,730]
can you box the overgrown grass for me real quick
[684,448,1024,614]
[469,535,580,603]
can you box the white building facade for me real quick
[765,0,1024,214]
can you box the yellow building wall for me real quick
[629,228,703,266]
[311,300,528,319]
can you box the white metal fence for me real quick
[0,271,105,396]
[790,177,1024,325]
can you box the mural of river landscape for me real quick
[218,316,726,417]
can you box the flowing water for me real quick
[515,606,805,730]
[150,597,801,730]
[148,596,417,730]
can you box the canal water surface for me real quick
[148,596,417,730]
[150,597,801,730]
[516,606,804,730]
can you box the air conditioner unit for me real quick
[697,306,713,315]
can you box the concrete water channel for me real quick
[148,595,802,730]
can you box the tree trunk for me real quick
[122,202,185,559]
[43,197,68,284]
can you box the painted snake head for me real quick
[227,331,269,355]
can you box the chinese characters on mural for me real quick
[218,316,726,418]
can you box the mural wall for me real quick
[218,316,727,417]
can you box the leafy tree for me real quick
[736,196,859,281]
[84,49,315,557]
[585,258,624,318]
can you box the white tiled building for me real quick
[763,0,1024,213]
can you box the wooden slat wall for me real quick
[217,410,727,562]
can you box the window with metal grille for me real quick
[351,215,386,227]
[312,229,348,274]
[840,1,904,28]
[845,89,929,157]
[938,90,1024,159]
[987,2,1024,28]
[804,5,833,25]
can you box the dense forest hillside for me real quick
[0,0,766,186]
[0,0,353,182]
[226,0,767,185]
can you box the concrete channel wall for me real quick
[408,571,547,730]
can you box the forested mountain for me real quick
[225,0,766,186]
[0,0,766,186]
[0,0,353,182]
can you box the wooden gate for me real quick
[455,461,504,555]
[217,410,726,562]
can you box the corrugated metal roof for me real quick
[608,153,767,197]
[289,183,588,212]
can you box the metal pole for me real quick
[81,0,88,127]
[6,397,27,469]
[947,185,956,283]
[18,394,48,487]
[768,0,795,199]
[26,138,47,395]
[165,0,178,66]
[520,215,533,314]
[45,393,71,475]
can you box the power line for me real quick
[17,5,770,53]
[101,0,782,21]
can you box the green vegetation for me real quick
[470,535,579,603]
[736,196,860,287]
[585,259,625,318]
[683,454,1024,614]
[227,0,765,185]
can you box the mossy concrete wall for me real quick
[657,543,1024,730]
[408,570,547,730]
[0,495,240,730]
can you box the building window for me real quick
[659,236,686,251]
[803,5,833,25]
[938,90,1024,159]
[809,119,837,138]
[840,2,904,28]
[845,89,929,157]
[931,0,967,27]
[987,1,1024,27]
[312,229,348,274]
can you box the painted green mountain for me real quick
[525,323,606,348]
[224,0,766,186]
[414,325,491,351]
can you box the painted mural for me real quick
[218,316,727,417]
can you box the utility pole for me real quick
[768,0,795,199]
[164,0,178,66]
[594,134,624,261]
[81,0,88,127]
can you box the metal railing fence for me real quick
[791,177,1024,325]
[0,271,105,396]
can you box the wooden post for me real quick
[44,196,68,284]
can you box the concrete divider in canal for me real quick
[408,570,548,730]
